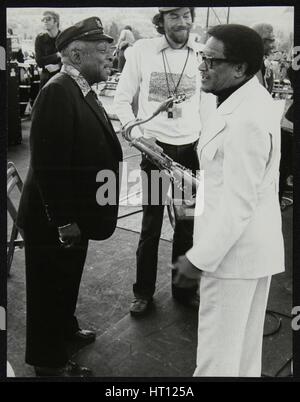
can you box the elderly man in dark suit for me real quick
[17,17,123,377]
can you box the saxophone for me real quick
[121,95,200,219]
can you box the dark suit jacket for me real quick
[18,72,123,240]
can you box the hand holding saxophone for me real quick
[121,96,200,219]
[121,95,197,177]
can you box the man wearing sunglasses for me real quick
[35,11,62,88]
[173,24,284,376]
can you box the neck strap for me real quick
[162,48,190,97]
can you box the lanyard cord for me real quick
[162,48,190,97]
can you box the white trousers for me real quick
[193,275,271,377]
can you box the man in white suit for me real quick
[173,24,285,377]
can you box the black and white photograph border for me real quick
[1,0,299,383]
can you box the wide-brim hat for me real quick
[56,16,113,52]
[158,7,182,13]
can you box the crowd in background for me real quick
[7,14,294,90]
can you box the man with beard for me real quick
[114,7,215,316]
[173,24,284,377]
[35,10,62,88]
[17,17,123,376]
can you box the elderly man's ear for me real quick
[70,48,83,65]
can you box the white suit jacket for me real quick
[186,76,285,279]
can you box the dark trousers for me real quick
[24,217,88,368]
[133,140,199,299]
[279,128,293,202]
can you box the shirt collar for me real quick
[156,33,199,53]
[216,77,252,107]
[47,29,61,39]
[61,64,91,97]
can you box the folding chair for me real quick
[7,161,24,275]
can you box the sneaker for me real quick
[130,297,152,317]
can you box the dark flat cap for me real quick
[56,16,113,51]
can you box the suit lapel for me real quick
[199,77,260,152]
[199,110,225,151]
[85,91,112,133]
[85,92,123,159]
